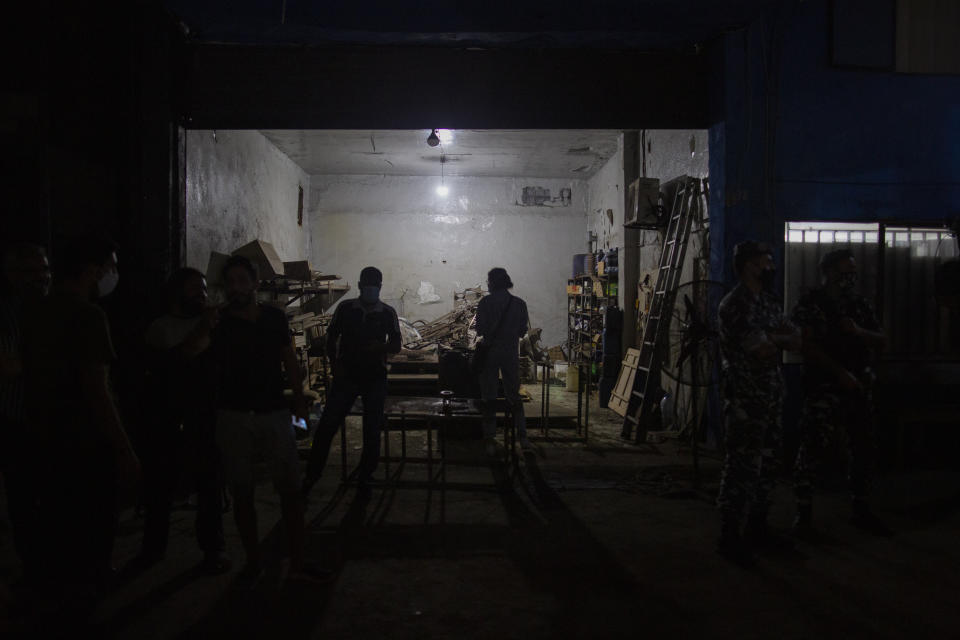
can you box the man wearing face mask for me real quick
[20,236,140,604]
[131,268,228,575]
[0,242,51,588]
[716,241,800,565]
[791,249,890,537]
[304,266,402,497]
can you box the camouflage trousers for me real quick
[717,374,784,525]
[794,386,877,506]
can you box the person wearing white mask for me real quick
[304,266,402,498]
[20,236,139,615]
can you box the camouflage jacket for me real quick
[718,283,787,389]
[791,287,880,388]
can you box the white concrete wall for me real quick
[586,137,626,308]
[309,175,588,347]
[644,129,709,185]
[584,130,709,344]
[587,137,625,253]
[586,130,710,279]
[636,130,710,277]
[185,130,311,272]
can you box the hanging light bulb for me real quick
[426,129,440,147]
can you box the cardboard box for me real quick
[232,239,285,279]
[625,178,661,228]
[284,260,313,282]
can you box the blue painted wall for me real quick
[709,1,960,454]
[713,0,960,282]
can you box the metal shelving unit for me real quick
[567,273,615,389]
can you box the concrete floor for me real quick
[2,384,959,638]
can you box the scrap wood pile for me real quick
[405,286,485,350]
[287,310,332,391]
[206,238,350,313]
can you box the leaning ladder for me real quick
[620,176,699,443]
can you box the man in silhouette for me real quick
[475,267,532,455]
[304,266,402,497]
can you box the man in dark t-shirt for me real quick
[475,267,532,454]
[22,237,139,599]
[134,268,227,575]
[0,242,50,585]
[304,266,402,495]
[210,255,318,582]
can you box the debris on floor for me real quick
[405,287,485,350]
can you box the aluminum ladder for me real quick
[620,176,700,443]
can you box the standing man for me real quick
[716,242,799,564]
[134,267,228,575]
[211,255,314,580]
[21,237,140,598]
[0,242,51,586]
[304,266,402,497]
[791,249,890,536]
[475,267,532,456]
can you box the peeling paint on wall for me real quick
[587,140,625,252]
[635,129,710,276]
[185,130,311,271]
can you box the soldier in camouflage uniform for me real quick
[716,241,800,563]
[791,249,890,536]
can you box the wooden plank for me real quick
[608,348,641,417]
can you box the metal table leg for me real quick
[505,404,516,470]
[584,366,590,442]
[339,419,347,481]
[427,415,433,484]
[540,367,547,437]
[440,417,446,486]
[384,413,391,482]
[576,364,584,435]
[543,362,551,436]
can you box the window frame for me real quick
[784,218,958,363]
